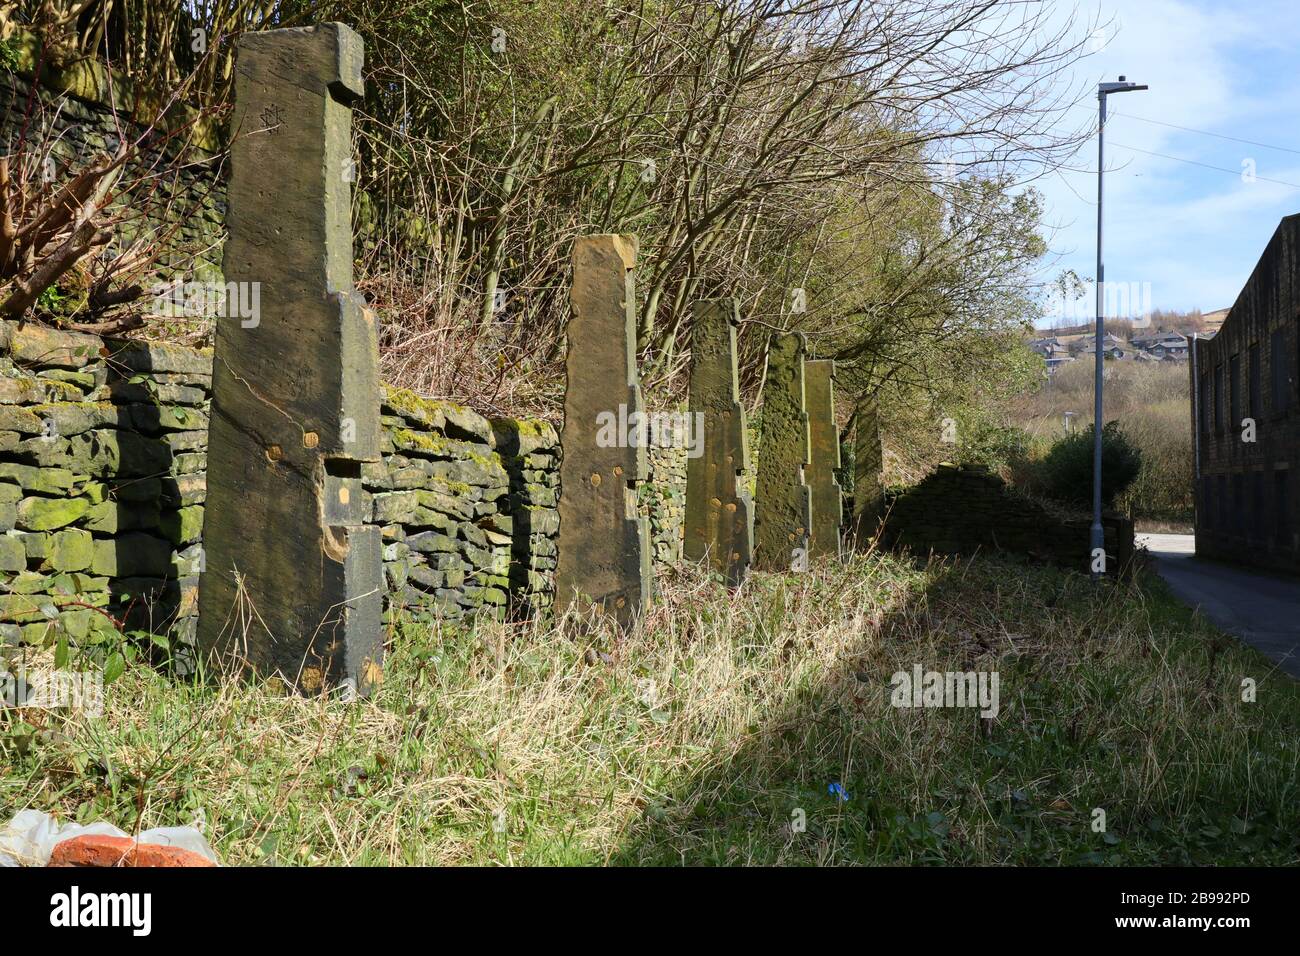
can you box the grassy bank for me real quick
[2,553,1296,865]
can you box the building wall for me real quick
[1192,214,1300,573]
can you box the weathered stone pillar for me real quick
[754,333,812,571]
[554,235,651,627]
[683,299,753,585]
[853,400,883,544]
[197,24,383,696]
[805,359,842,559]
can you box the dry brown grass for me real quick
[2,552,1295,865]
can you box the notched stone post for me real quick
[805,359,842,559]
[197,23,383,696]
[683,299,753,586]
[555,234,651,627]
[754,333,813,571]
[853,400,883,546]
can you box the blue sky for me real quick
[1031,0,1300,325]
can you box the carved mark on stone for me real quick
[258,103,285,135]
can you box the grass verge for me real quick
[2,552,1296,865]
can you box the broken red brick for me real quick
[47,835,216,868]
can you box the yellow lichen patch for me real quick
[299,667,324,694]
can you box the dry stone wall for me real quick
[1,320,562,656]
[643,443,687,569]
[0,321,210,652]
[0,69,226,283]
[881,463,1134,574]
[373,389,560,622]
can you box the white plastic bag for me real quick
[0,809,219,867]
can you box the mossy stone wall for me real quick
[1,322,564,661]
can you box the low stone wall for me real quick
[2,316,765,653]
[0,322,211,649]
[372,390,559,622]
[643,444,687,568]
[880,463,1134,574]
[1,320,564,654]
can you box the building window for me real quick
[1271,328,1289,415]
[1202,477,1213,529]
[1275,470,1290,547]
[1230,354,1241,429]
[1249,342,1261,418]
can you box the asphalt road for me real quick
[1139,533,1300,679]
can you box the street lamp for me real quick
[1091,75,1147,582]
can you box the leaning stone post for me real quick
[853,400,883,544]
[197,24,383,696]
[753,333,813,571]
[683,299,753,585]
[554,235,651,627]
[805,359,842,559]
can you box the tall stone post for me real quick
[683,299,753,586]
[754,333,813,572]
[554,235,651,627]
[805,359,842,559]
[853,400,883,545]
[197,24,383,696]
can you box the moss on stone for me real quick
[384,387,450,426]
[434,477,475,497]
[390,427,449,455]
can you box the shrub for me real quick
[1039,421,1142,510]
[1007,359,1191,522]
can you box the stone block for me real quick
[92,533,173,578]
[16,495,89,531]
[753,333,813,571]
[0,535,26,572]
[197,23,383,697]
[683,299,753,586]
[46,528,94,572]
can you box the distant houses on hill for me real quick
[1028,325,1214,374]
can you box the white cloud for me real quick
[1031,0,1300,318]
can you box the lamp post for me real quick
[1091,75,1147,582]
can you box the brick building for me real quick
[1191,214,1300,573]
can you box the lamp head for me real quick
[1099,76,1148,95]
